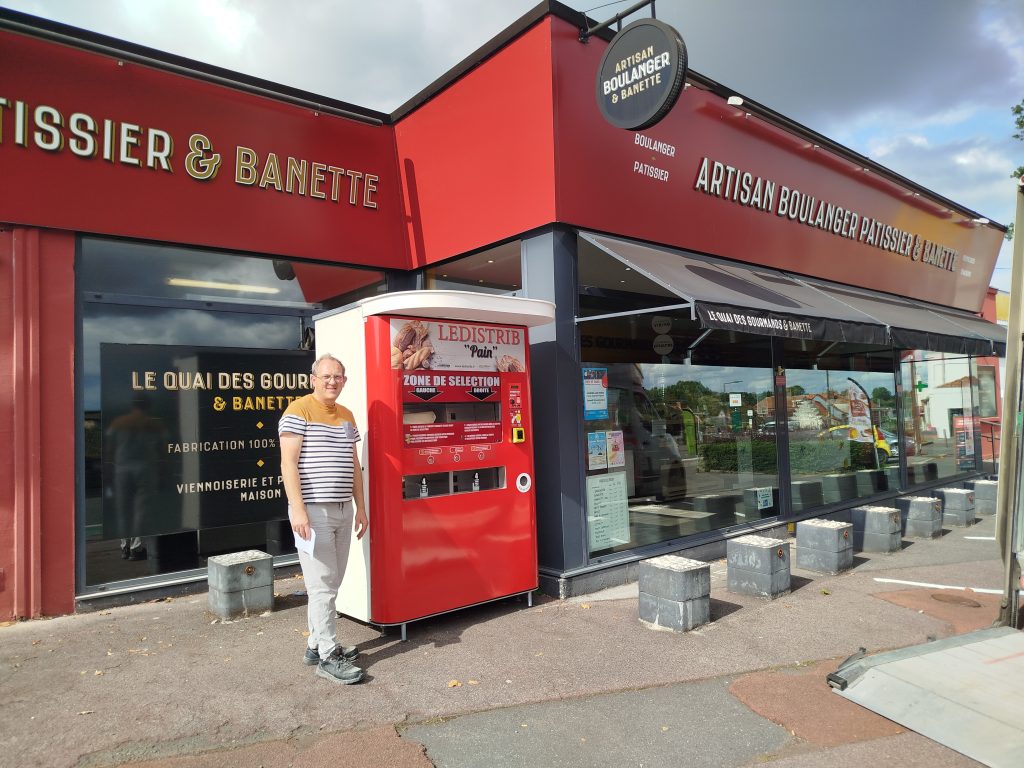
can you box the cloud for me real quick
[651,0,1023,132]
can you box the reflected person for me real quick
[105,394,166,560]
[279,354,369,685]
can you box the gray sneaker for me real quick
[303,645,358,666]
[316,648,364,685]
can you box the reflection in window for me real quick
[580,312,776,557]
[80,238,384,309]
[82,304,307,588]
[900,350,979,482]
[783,341,899,508]
[976,364,998,418]
[80,240,383,590]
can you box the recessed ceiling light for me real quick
[167,278,279,294]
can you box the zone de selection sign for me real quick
[595,18,687,130]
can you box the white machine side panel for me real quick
[315,308,371,622]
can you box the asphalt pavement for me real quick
[1,513,1015,768]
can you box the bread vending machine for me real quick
[314,291,555,637]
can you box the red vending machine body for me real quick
[317,292,554,628]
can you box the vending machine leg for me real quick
[401,622,407,642]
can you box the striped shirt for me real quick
[278,393,360,503]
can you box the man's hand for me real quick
[354,507,368,540]
[291,510,311,541]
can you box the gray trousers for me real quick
[296,501,354,660]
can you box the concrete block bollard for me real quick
[207,550,274,619]
[885,466,902,492]
[727,535,790,599]
[790,480,824,512]
[966,479,997,516]
[906,462,939,485]
[937,488,975,527]
[855,469,888,496]
[820,473,858,504]
[692,492,742,516]
[741,486,778,518]
[850,506,902,553]
[795,519,853,574]
[638,555,710,632]
[895,496,943,538]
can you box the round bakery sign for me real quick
[596,19,687,130]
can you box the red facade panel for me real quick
[394,19,558,266]
[0,30,407,269]
[549,17,1002,312]
[0,229,13,618]
[0,227,75,619]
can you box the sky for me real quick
[3,0,1023,290]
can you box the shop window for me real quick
[782,340,899,507]
[424,241,522,295]
[79,238,384,590]
[579,312,776,558]
[900,350,980,482]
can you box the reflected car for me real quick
[819,425,893,461]
[878,428,915,459]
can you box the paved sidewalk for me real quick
[0,515,1012,767]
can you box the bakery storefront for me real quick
[0,3,1006,617]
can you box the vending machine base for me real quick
[348,589,536,642]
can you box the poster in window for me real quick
[606,430,625,468]
[953,415,978,470]
[587,472,630,551]
[100,343,313,538]
[847,378,873,443]
[977,366,997,418]
[582,367,609,420]
[587,431,608,470]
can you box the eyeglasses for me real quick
[315,374,346,383]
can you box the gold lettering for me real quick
[259,152,283,191]
[235,146,258,185]
[286,157,307,195]
[185,133,221,180]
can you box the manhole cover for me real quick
[931,592,981,608]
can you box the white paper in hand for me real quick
[293,527,316,555]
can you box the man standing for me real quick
[279,354,368,684]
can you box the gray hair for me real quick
[311,354,346,376]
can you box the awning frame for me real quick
[577,230,1005,356]
[575,301,695,325]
